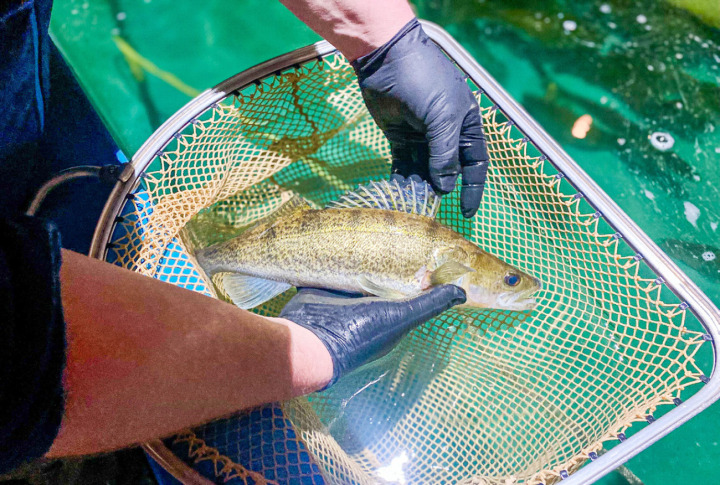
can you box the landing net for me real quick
[105,51,711,484]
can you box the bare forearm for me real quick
[48,250,332,457]
[280,0,414,60]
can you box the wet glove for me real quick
[352,18,490,218]
[280,285,466,387]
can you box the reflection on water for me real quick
[415,0,720,305]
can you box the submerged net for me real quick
[105,51,711,484]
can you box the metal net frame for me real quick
[90,22,720,485]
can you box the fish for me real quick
[195,179,541,311]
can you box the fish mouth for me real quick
[498,289,539,311]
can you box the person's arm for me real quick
[281,0,491,218]
[279,0,414,61]
[49,250,464,458]
[48,249,333,457]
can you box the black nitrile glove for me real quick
[279,285,466,387]
[352,18,490,218]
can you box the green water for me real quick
[50,0,720,483]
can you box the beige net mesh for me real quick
[104,52,711,484]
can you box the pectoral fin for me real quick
[222,273,292,309]
[429,261,475,285]
[357,275,409,300]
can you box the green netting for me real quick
[104,51,711,484]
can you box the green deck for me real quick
[50,0,720,483]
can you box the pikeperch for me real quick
[196,180,541,310]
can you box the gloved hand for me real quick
[280,285,466,387]
[352,18,490,219]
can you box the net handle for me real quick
[26,164,133,216]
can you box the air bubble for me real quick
[563,20,577,31]
[650,132,674,151]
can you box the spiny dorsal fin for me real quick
[326,179,440,218]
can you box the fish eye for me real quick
[504,274,521,287]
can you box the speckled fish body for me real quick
[200,207,471,295]
[196,185,541,311]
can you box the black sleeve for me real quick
[0,216,66,475]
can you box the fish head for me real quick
[459,252,542,311]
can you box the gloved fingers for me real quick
[389,139,414,176]
[392,284,466,327]
[389,173,408,185]
[390,140,430,182]
[459,108,490,218]
[390,174,428,189]
[426,115,462,195]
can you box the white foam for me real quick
[684,201,700,228]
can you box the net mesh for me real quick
[104,52,711,484]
